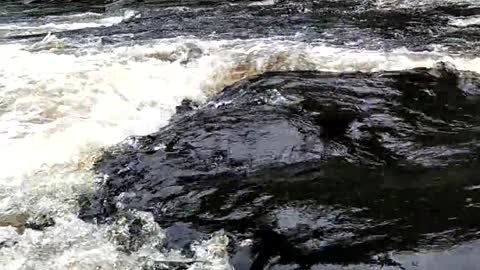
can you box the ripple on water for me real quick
[0,1,480,268]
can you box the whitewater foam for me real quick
[374,0,480,9]
[0,10,138,38]
[1,32,480,269]
[450,16,480,27]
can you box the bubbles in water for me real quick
[0,9,139,39]
[374,0,480,9]
[450,15,480,27]
[1,8,480,268]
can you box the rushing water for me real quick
[0,0,480,269]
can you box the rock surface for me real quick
[81,63,480,269]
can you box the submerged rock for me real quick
[80,63,480,269]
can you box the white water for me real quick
[374,0,480,9]
[1,8,480,270]
[450,15,480,27]
[0,10,138,38]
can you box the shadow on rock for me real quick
[80,62,480,269]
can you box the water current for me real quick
[1,0,480,269]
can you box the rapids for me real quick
[0,0,480,269]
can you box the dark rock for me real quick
[25,214,55,231]
[80,63,480,269]
[163,223,207,253]
[175,98,200,116]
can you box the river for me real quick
[1,0,480,269]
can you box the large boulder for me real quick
[80,63,480,269]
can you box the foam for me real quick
[374,0,480,9]
[450,16,480,27]
[1,35,480,269]
[0,10,138,38]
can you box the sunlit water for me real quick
[1,0,480,269]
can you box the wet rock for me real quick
[163,223,206,254]
[81,63,480,269]
[25,213,55,231]
[175,98,200,116]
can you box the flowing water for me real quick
[0,0,480,269]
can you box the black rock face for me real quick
[81,63,480,269]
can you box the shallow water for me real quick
[1,0,480,269]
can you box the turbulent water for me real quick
[0,0,480,269]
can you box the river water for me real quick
[0,0,480,269]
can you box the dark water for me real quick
[2,0,480,54]
[1,0,480,270]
